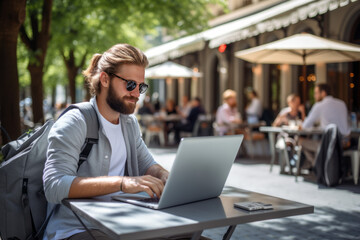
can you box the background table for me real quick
[63,187,314,240]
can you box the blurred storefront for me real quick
[145,0,360,116]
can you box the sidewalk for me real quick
[149,147,360,240]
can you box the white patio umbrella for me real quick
[145,61,202,79]
[235,33,360,99]
[235,33,360,65]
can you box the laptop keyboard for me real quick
[137,197,160,203]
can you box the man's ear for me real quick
[99,72,110,88]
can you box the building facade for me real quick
[145,0,360,118]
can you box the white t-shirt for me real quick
[99,114,127,176]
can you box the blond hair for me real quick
[83,43,149,96]
[223,89,237,101]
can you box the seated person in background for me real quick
[245,89,262,124]
[174,97,205,143]
[216,89,242,135]
[162,99,178,142]
[164,99,177,115]
[177,95,192,120]
[300,83,350,167]
[273,93,305,127]
[137,95,154,115]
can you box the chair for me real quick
[274,135,291,174]
[274,135,302,179]
[242,122,266,158]
[343,136,360,185]
[139,115,165,146]
[192,114,213,137]
[180,114,213,138]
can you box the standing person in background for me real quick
[215,89,242,135]
[245,89,262,124]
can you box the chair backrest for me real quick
[192,114,214,137]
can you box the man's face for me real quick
[314,86,324,102]
[106,64,145,114]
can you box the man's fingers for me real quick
[142,176,163,197]
[121,175,164,197]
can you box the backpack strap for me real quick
[59,102,99,170]
[26,103,99,240]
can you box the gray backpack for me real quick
[0,102,99,240]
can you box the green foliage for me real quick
[17,41,31,88]
[19,0,226,100]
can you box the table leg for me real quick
[70,208,97,240]
[268,132,276,172]
[190,230,203,240]
[223,225,236,240]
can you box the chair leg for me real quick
[159,131,165,146]
[145,131,151,146]
[351,151,359,185]
[295,146,302,182]
[268,133,276,172]
[279,150,286,174]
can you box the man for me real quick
[300,83,350,166]
[174,97,205,143]
[245,89,262,124]
[215,89,242,135]
[43,44,170,240]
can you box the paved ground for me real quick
[149,147,360,240]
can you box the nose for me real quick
[130,85,141,98]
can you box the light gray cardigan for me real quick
[43,97,156,240]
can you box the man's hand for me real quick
[121,175,165,198]
[146,164,169,185]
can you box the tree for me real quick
[20,0,53,124]
[14,0,224,128]
[51,0,222,104]
[0,0,27,142]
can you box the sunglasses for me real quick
[110,73,148,94]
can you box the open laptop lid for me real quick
[112,135,243,209]
[157,135,243,209]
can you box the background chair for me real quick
[343,136,360,185]
[139,115,165,146]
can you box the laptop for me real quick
[111,135,243,209]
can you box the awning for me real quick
[207,0,357,48]
[145,0,357,65]
[145,34,205,66]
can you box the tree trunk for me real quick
[0,0,26,142]
[20,0,53,124]
[62,49,87,103]
[28,64,45,124]
[67,67,77,103]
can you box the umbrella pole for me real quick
[302,64,307,103]
[302,52,307,103]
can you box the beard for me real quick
[106,81,138,114]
